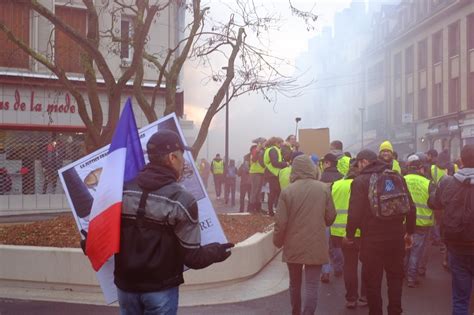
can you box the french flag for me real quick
[86,98,145,271]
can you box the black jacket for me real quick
[428,168,474,255]
[114,164,228,292]
[346,160,416,241]
[320,166,343,184]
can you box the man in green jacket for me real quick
[273,155,336,315]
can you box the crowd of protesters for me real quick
[197,137,474,315]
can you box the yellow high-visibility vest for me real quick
[404,173,433,227]
[330,178,361,237]
[249,159,265,174]
[431,164,459,184]
[279,166,292,190]
[212,160,224,175]
[264,146,283,176]
[392,160,401,174]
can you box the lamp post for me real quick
[222,67,229,167]
[295,117,301,141]
[359,107,365,150]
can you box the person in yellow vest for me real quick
[379,140,401,174]
[198,158,210,189]
[403,154,436,288]
[330,140,352,176]
[249,140,266,213]
[278,144,297,190]
[333,165,367,309]
[211,153,224,200]
[264,137,289,216]
[431,149,458,185]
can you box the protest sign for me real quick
[58,113,227,304]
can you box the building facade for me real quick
[364,0,474,158]
[0,0,191,213]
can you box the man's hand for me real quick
[216,242,234,262]
[404,233,413,250]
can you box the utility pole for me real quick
[295,117,301,141]
[222,66,229,168]
[359,107,365,150]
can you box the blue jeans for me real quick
[404,229,429,282]
[117,286,179,315]
[448,250,474,315]
[322,230,344,275]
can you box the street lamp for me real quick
[295,117,301,141]
[222,66,230,167]
[359,107,365,150]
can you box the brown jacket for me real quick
[273,155,336,265]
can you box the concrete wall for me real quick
[0,230,279,289]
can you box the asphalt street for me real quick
[0,245,454,315]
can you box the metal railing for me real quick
[0,130,85,213]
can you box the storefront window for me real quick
[0,130,85,195]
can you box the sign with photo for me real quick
[58,113,226,304]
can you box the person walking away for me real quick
[346,149,416,315]
[432,149,458,268]
[403,154,436,288]
[238,155,251,212]
[379,140,402,174]
[429,144,474,315]
[198,158,211,189]
[211,154,224,200]
[109,129,234,314]
[425,149,438,180]
[330,140,352,176]
[332,165,367,309]
[249,141,266,213]
[224,159,237,207]
[320,153,344,283]
[273,155,336,315]
[264,137,289,216]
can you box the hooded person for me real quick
[428,144,474,315]
[378,140,401,174]
[273,155,336,315]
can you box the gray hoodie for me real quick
[454,168,474,185]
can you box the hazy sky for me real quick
[184,0,356,161]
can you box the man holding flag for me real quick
[84,99,234,314]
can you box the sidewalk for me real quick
[0,252,288,308]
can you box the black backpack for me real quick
[442,178,474,243]
[368,169,411,220]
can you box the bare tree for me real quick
[135,0,314,158]
[0,0,167,152]
[1,0,316,157]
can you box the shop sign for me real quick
[0,89,76,114]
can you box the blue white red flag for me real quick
[86,98,145,271]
